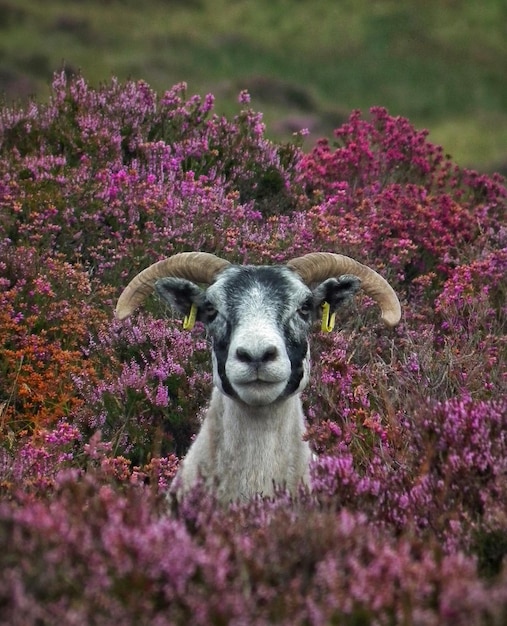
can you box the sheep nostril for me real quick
[236,347,253,363]
[236,346,278,364]
[261,347,278,363]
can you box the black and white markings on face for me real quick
[204,266,313,407]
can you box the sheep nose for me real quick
[236,345,278,364]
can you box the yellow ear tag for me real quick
[321,301,336,333]
[183,303,198,331]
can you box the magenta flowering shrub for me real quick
[2,472,507,626]
[0,421,81,492]
[310,396,507,544]
[0,243,109,434]
[0,75,302,276]
[299,107,506,280]
[0,74,507,621]
[77,315,212,462]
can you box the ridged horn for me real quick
[115,252,231,320]
[287,252,401,327]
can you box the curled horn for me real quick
[115,252,230,320]
[287,252,401,327]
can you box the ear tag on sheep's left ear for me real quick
[321,301,336,333]
[183,303,198,331]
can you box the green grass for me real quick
[2,0,507,170]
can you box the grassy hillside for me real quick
[1,0,507,171]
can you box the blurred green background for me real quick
[1,0,506,172]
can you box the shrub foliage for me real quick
[0,73,506,624]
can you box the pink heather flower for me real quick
[154,384,169,407]
[202,93,215,113]
[328,422,341,437]
[238,89,251,104]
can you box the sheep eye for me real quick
[297,300,313,321]
[204,302,218,322]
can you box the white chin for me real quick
[233,381,286,407]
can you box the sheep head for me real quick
[115,252,401,407]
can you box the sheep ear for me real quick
[312,276,361,312]
[155,277,204,317]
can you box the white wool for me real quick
[172,387,312,503]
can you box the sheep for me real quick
[115,252,401,502]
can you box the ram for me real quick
[116,252,401,502]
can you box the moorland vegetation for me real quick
[2,0,507,171]
[0,73,506,624]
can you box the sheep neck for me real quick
[208,387,310,501]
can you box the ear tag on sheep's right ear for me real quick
[321,301,336,333]
[183,303,198,331]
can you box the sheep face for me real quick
[155,265,360,408]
